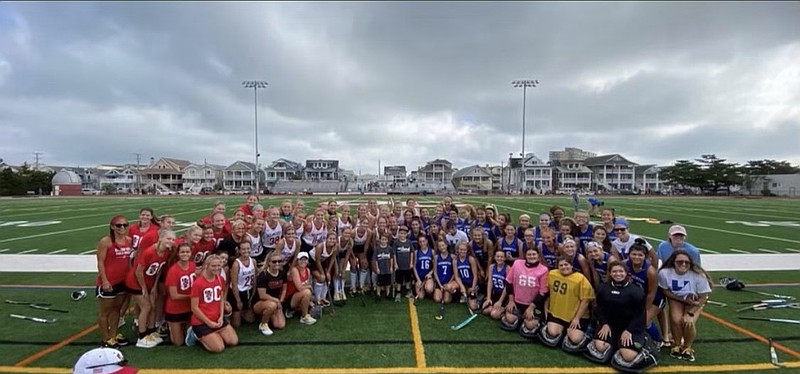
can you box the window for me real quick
[772,183,779,187]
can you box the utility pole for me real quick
[512,79,539,194]
[33,152,43,170]
[133,153,141,194]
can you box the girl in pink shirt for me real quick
[504,246,549,335]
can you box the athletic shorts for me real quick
[191,321,230,339]
[96,282,126,298]
[547,315,591,332]
[490,290,506,304]
[227,289,256,311]
[165,311,192,323]
[353,244,365,254]
[395,269,413,284]
[124,286,144,296]
[653,289,666,309]
[377,274,392,287]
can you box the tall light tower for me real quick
[242,80,269,194]
[512,79,539,194]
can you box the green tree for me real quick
[660,160,704,191]
[694,154,740,194]
[101,184,117,195]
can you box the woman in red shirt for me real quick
[124,229,174,348]
[95,215,134,348]
[128,208,159,251]
[188,254,239,352]
[164,243,196,346]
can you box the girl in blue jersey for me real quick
[469,227,492,281]
[592,226,614,255]
[557,218,580,245]
[522,229,536,253]
[549,205,566,229]
[585,240,616,288]
[433,240,458,304]
[516,214,533,240]
[534,213,552,247]
[558,237,592,282]
[482,250,508,320]
[472,207,493,242]
[408,218,427,250]
[600,209,617,241]
[413,236,435,300]
[537,227,559,269]
[490,213,510,244]
[454,241,479,309]
[574,211,594,252]
[626,243,666,346]
[496,223,522,266]
[419,208,432,231]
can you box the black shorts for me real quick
[514,302,530,315]
[377,274,392,287]
[353,244,365,254]
[227,289,256,311]
[395,269,413,284]
[124,286,144,296]
[165,311,192,323]
[490,290,506,304]
[547,315,591,332]
[96,283,127,298]
[191,321,230,339]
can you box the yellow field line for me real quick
[407,298,427,368]
[3,362,798,374]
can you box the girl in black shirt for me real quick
[254,251,287,336]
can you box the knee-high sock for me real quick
[646,322,663,342]
[350,271,357,290]
[360,269,369,289]
[313,281,327,302]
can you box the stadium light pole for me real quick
[512,79,539,194]
[243,80,269,195]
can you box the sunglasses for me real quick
[114,223,129,228]
[269,260,281,264]
[614,228,627,232]
[675,260,691,265]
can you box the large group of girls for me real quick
[95,195,712,372]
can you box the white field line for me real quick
[758,248,781,254]
[80,249,96,255]
[17,249,38,254]
[2,200,212,221]
[610,199,800,220]
[0,207,212,244]
[785,248,800,253]
[47,249,67,254]
[729,248,751,254]
[0,249,9,253]
[679,223,800,244]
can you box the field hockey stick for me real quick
[451,303,479,330]
[739,316,800,325]
[435,285,446,320]
[29,304,69,313]
[752,303,800,311]
[4,300,52,307]
[9,314,57,324]
[706,300,727,307]
[736,300,791,312]
[743,289,795,300]
[738,299,789,305]
[769,339,786,368]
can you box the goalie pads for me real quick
[562,331,592,353]
[499,315,521,332]
[584,340,613,364]
[519,323,541,340]
[611,350,658,373]
[539,326,565,348]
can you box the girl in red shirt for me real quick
[189,254,239,353]
[128,208,159,251]
[124,229,174,348]
[95,215,133,348]
[164,243,196,346]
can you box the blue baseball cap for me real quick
[614,218,629,228]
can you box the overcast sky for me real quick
[1,2,798,174]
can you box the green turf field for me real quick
[0,195,799,373]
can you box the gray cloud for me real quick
[1,2,798,173]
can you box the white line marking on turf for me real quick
[80,249,96,255]
[757,248,781,254]
[785,248,800,253]
[729,248,751,254]
[17,249,39,254]
[679,223,800,244]
[697,248,721,254]
[47,249,67,254]
[0,249,9,253]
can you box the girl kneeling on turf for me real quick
[433,239,458,304]
[253,251,287,336]
[189,255,238,353]
[502,246,548,336]
[659,249,712,362]
[482,250,508,320]
[286,252,317,325]
[540,256,595,352]
[585,261,657,372]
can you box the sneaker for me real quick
[320,298,331,307]
[115,333,130,346]
[284,309,295,319]
[136,335,157,348]
[333,292,342,302]
[102,337,120,349]
[300,314,317,325]
[184,327,197,347]
[117,318,126,329]
[670,346,684,360]
[406,290,414,299]
[459,295,467,304]
[341,291,347,301]
[682,347,696,362]
[259,322,274,336]
[148,332,163,345]
[395,293,401,302]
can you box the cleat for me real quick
[135,335,157,348]
[300,314,317,325]
[117,318,126,329]
[670,346,683,360]
[101,337,120,349]
[682,348,695,362]
[148,331,163,345]
[157,324,169,338]
[259,322,273,336]
[115,333,129,346]
[184,327,197,347]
